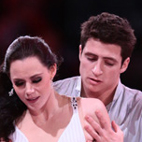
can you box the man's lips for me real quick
[88,77,102,84]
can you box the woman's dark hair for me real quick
[0,72,26,142]
[0,35,61,141]
[3,35,59,74]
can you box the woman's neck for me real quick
[31,91,63,124]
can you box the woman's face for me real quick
[10,56,56,113]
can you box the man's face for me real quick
[79,38,129,97]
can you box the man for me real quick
[54,12,142,142]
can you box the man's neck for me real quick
[81,87,116,106]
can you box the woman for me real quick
[0,36,123,142]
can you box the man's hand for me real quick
[85,111,124,142]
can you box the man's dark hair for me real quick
[80,12,136,63]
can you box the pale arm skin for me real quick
[85,111,124,142]
[79,97,123,142]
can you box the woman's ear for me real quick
[50,64,57,80]
[120,57,130,73]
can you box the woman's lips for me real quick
[26,96,40,103]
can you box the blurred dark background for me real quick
[0,0,142,90]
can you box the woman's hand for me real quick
[85,111,124,142]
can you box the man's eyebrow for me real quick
[84,52,118,63]
[103,57,118,63]
[84,52,97,56]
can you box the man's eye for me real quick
[15,81,24,87]
[105,62,114,66]
[87,57,97,61]
[33,77,42,83]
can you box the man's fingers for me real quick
[85,115,124,142]
[111,121,118,132]
[85,115,101,132]
[112,121,122,132]
[84,124,99,142]
[95,111,111,129]
[85,115,102,141]
[86,140,92,142]
[112,121,124,136]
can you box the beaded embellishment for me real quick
[71,97,78,110]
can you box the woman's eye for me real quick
[33,77,42,83]
[15,81,24,87]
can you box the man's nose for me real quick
[92,61,103,76]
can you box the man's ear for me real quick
[79,44,82,61]
[120,57,130,73]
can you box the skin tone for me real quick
[10,57,57,115]
[9,56,112,142]
[79,37,127,141]
[79,38,130,106]
[10,57,72,141]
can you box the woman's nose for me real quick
[25,83,34,95]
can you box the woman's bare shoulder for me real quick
[79,97,106,111]
[78,97,110,123]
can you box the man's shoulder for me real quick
[114,82,142,111]
[121,84,142,106]
[54,76,80,86]
[110,83,142,128]
[122,84,142,97]
[53,76,81,96]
